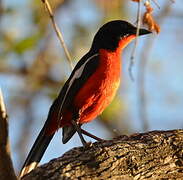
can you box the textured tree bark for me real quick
[22,130,183,180]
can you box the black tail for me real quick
[19,125,54,178]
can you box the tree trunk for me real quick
[22,129,183,180]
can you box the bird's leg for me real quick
[71,111,87,146]
[80,128,104,141]
[71,120,87,146]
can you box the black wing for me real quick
[54,52,99,119]
[47,52,99,143]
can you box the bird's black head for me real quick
[90,20,151,52]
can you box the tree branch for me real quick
[41,0,73,70]
[0,89,17,180]
[129,0,142,81]
[22,129,183,179]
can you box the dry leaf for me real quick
[143,1,160,33]
[131,0,141,2]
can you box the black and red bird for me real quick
[20,20,151,177]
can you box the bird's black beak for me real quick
[139,28,152,36]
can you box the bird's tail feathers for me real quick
[19,126,54,178]
[62,125,77,144]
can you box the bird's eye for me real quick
[122,34,129,39]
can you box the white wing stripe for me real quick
[69,53,99,86]
[57,53,99,122]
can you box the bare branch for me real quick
[137,3,172,131]
[129,0,142,81]
[151,0,160,9]
[41,0,73,70]
[0,89,17,180]
[136,37,153,131]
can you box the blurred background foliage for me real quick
[0,0,183,173]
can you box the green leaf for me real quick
[13,33,41,54]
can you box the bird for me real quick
[20,20,151,177]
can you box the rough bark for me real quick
[22,129,183,180]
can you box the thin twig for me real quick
[151,0,160,9]
[0,88,17,180]
[129,0,142,81]
[41,0,73,70]
[137,4,172,131]
[136,38,153,131]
